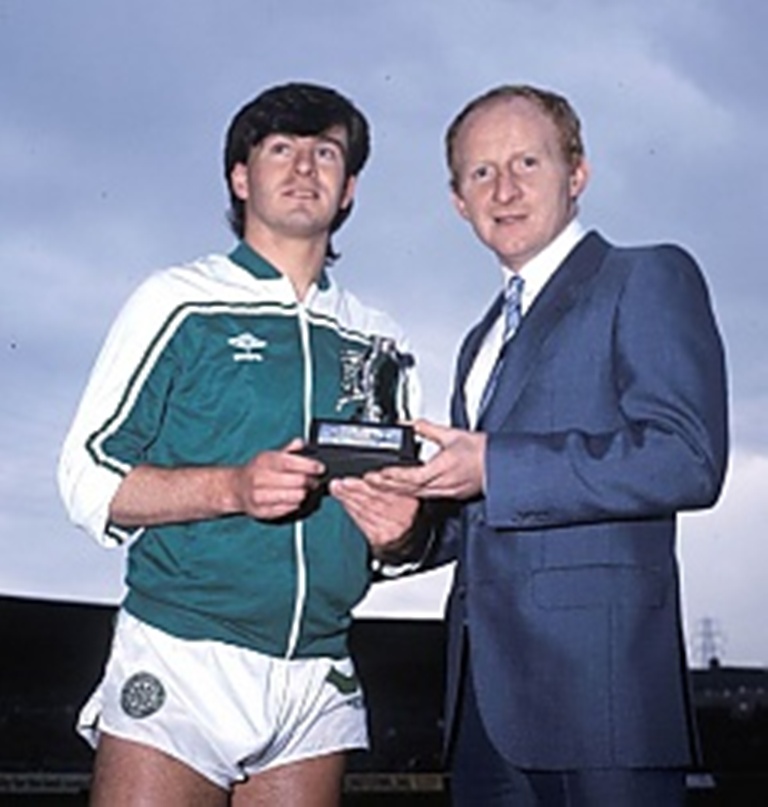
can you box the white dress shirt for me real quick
[464,220,587,428]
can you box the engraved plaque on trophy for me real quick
[300,337,420,479]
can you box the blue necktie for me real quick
[478,274,524,416]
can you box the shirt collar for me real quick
[500,219,586,311]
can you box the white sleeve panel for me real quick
[57,268,188,546]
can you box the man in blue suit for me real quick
[367,85,728,806]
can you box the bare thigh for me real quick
[89,732,228,807]
[232,752,346,807]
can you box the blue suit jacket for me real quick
[433,231,728,769]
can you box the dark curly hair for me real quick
[224,82,370,264]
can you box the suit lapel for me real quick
[451,294,505,428]
[478,231,611,429]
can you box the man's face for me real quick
[230,125,355,244]
[450,97,589,271]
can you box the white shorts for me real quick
[78,610,369,789]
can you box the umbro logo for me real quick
[228,332,268,362]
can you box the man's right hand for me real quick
[232,437,326,520]
[109,438,326,528]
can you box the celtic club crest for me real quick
[120,671,166,719]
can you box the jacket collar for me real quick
[453,231,610,430]
[228,241,330,291]
[479,230,610,429]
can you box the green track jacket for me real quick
[58,243,420,659]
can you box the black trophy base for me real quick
[298,418,420,480]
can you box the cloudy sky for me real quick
[2,0,766,666]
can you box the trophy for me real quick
[300,337,420,480]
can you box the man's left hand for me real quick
[329,476,420,556]
[366,419,486,500]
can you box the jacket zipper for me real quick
[284,301,313,658]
